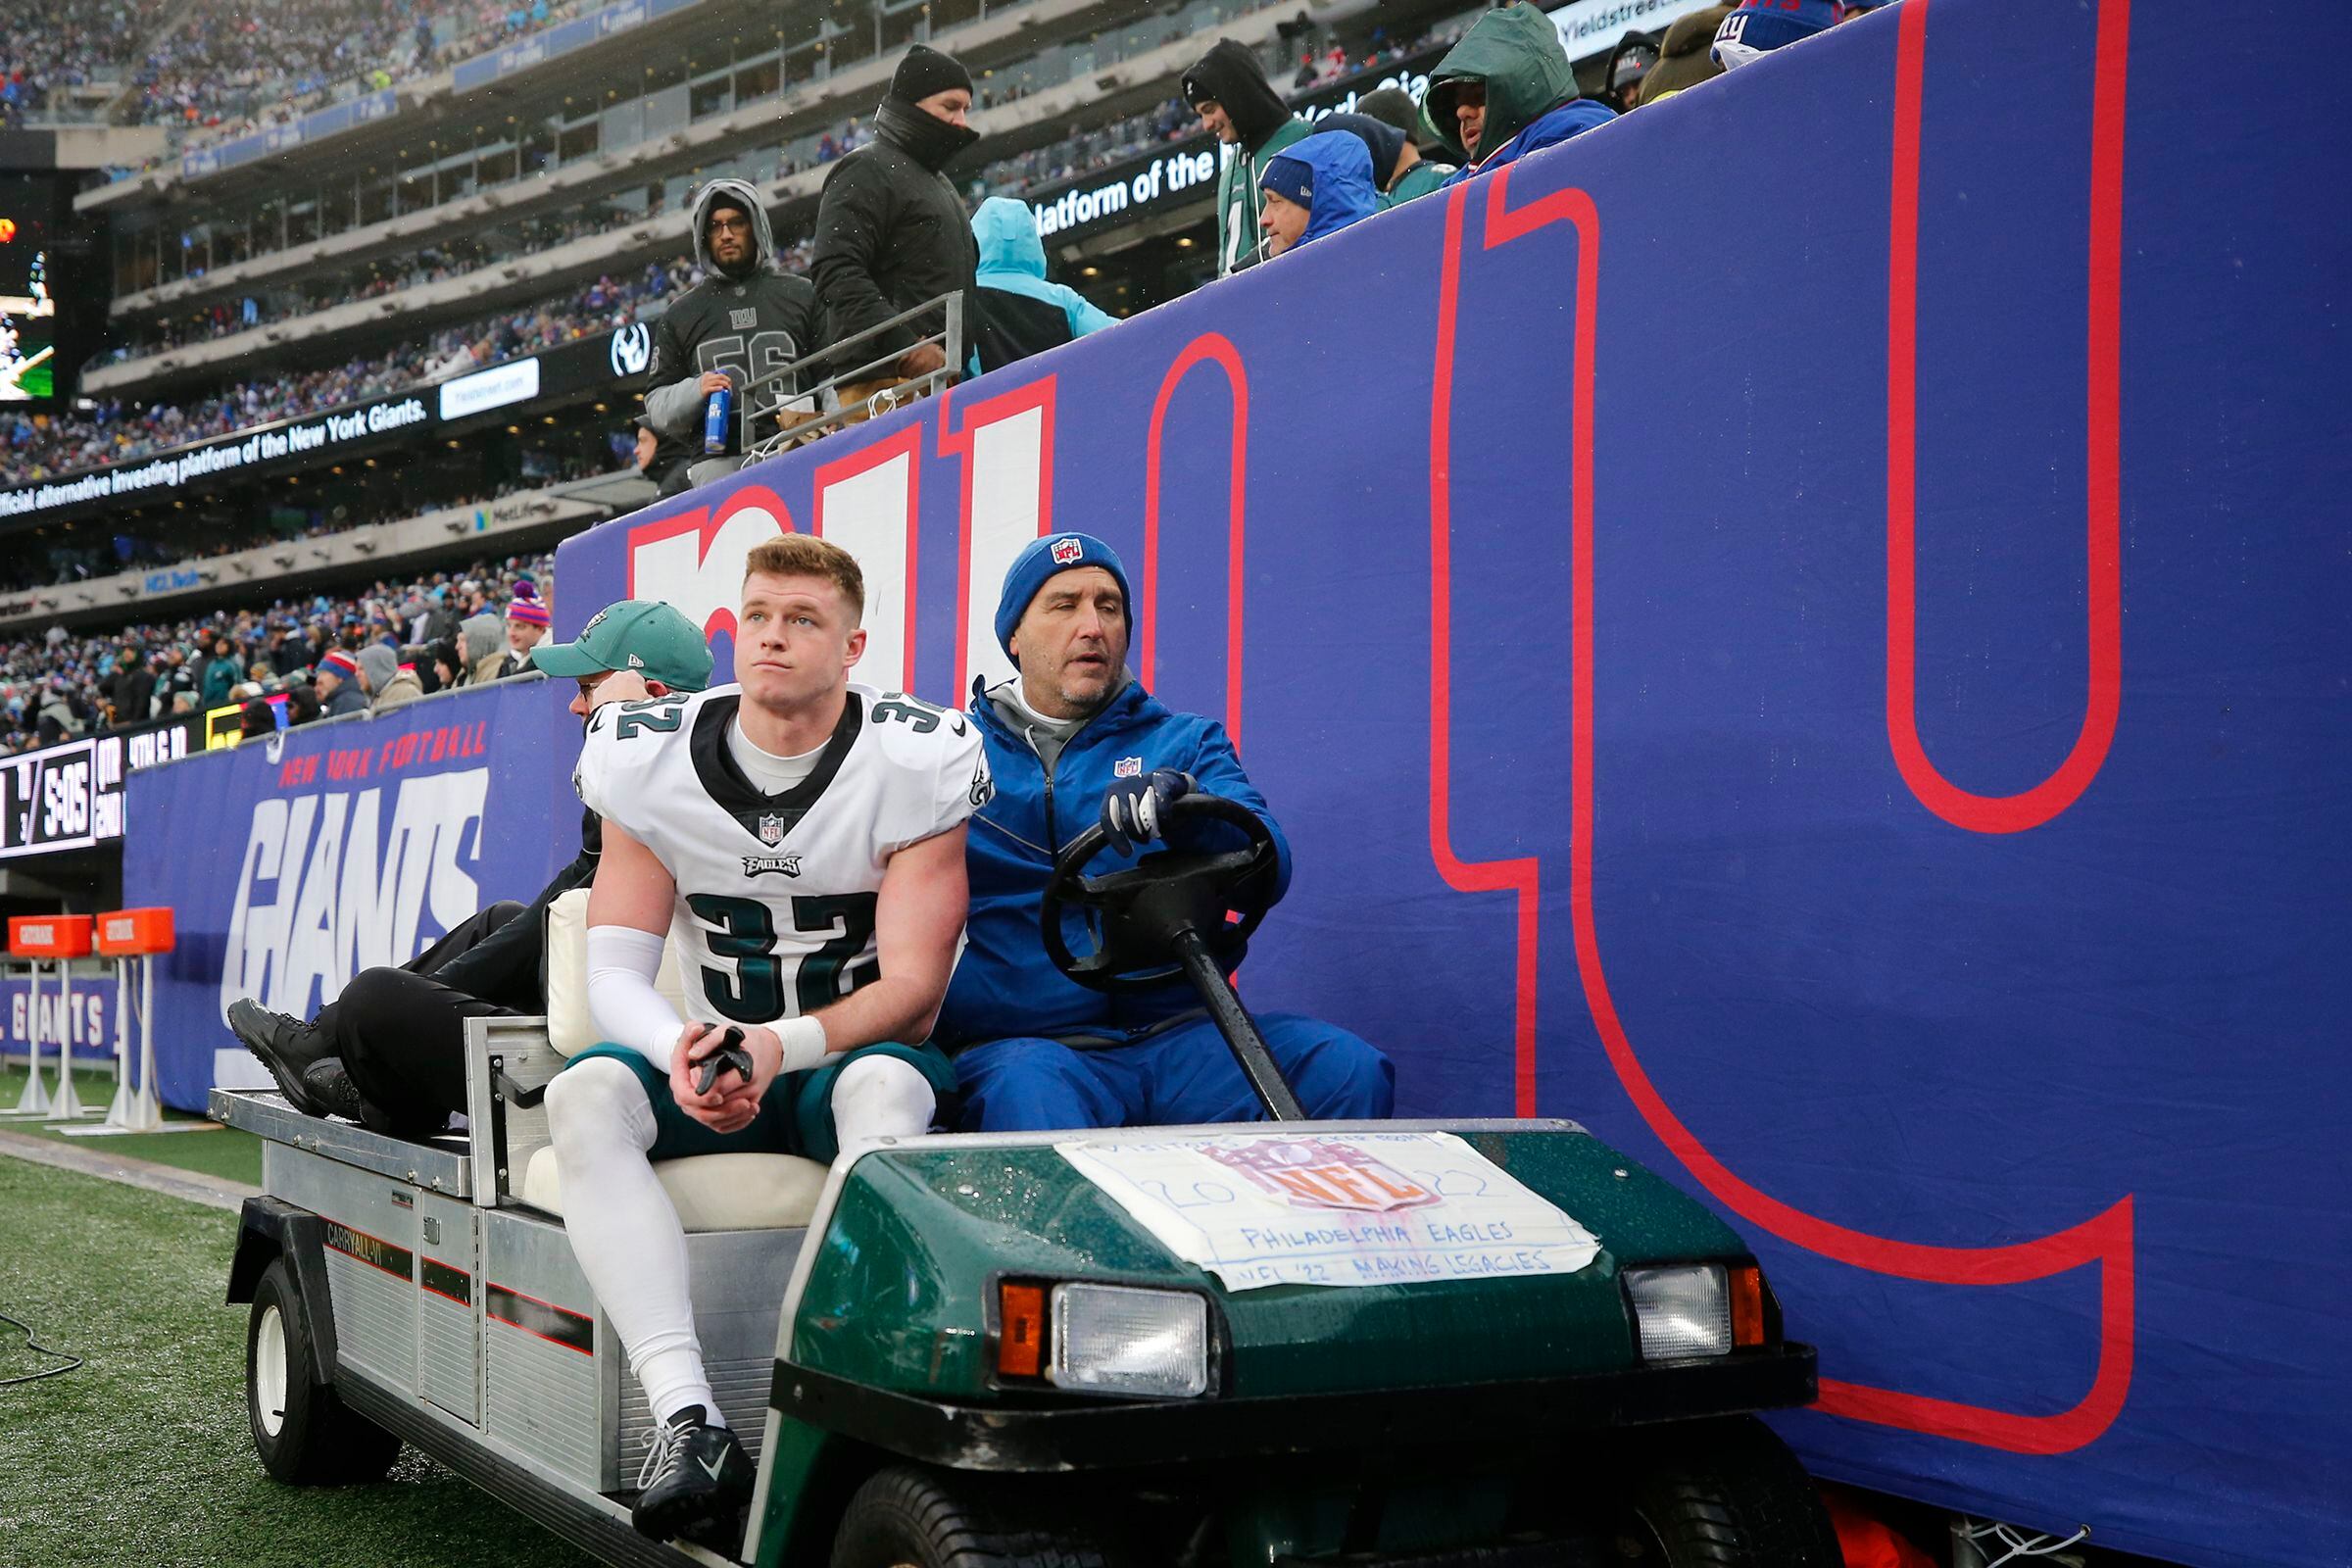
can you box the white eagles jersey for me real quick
[573,682,991,1029]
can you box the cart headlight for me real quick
[1048,1283,1210,1398]
[1624,1264,1733,1359]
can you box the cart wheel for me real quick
[830,1465,1115,1568]
[1613,1416,1841,1568]
[246,1257,401,1486]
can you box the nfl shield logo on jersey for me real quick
[758,813,787,846]
[1113,757,1143,778]
[1051,537,1084,565]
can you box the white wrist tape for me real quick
[773,1015,829,1075]
[585,925,684,1071]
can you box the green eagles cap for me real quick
[528,600,713,691]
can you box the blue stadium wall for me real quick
[128,0,2349,1558]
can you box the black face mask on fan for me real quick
[876,96,981,172]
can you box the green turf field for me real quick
[0,1063,264,1188]
[0,1154,591,1568]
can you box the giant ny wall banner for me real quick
[126,682,568,1111]
[122,0,2344,1558]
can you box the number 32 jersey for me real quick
[573,683,991,1029]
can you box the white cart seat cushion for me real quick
[543,887,689,1058]
[521,1147,831,1231]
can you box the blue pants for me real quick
[953,1012,1395,1132]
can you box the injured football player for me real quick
[547,531,990,1543]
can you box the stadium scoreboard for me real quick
[0,734,125,857]
[0,172,64,408]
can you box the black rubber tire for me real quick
[829,1465,1115,1568]
[1616,1416,1842,1568]
[246,1257,402,1486]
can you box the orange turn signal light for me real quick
[998,1282,1047,1378]
[1729,1264,1766,1348]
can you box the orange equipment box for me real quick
[10,913,94,958]
[95,907,175,956]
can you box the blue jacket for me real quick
[935,675,1292,1051]
[967,197,1118,377]
[1263,130,1383,249]
[1441,99,1616,188]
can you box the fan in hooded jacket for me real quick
[1424,2,1616,187]
[810,44,980,388]
[641,178,823,494]
[965,197,1118,377]
[1254,130,1382,260]
[1183,38,1311,277]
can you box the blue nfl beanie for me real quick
[1258,150,1315,213]
[1712,0,1838,69]
[995,532,1132,659]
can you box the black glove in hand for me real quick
[1101,770,1194,855]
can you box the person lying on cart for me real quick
[227,599,714,1134]
[549,533,989,1542]
[935,531,1395,1130]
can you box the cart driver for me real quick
[549,533,988,1543]
[934,531,1395,1129]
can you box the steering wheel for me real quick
[1041,793,1281,992]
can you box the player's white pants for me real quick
[544,1057,714,1427]
[544,1053,935,1429]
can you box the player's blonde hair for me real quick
[744,534,864,623]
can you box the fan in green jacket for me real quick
[1183,39,1311,277]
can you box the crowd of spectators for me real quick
[8,256,692,481]
[15,17,1442,492]
[133,0,605,136]
[0,550,560,752]
[0,0,167,125]
[0,0,1866,762]
[112,202,816,365]
[4,0,611,131]
[0,454,612,598]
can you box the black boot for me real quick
[228,999,331,1117]
[298,1058,367,1123]
[631,1404,754,1544]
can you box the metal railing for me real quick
[734,290,964,465]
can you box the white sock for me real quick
[544,1057,722,1429]
[829,1054,935,1157]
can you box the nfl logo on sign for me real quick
[758,813,787,846]
[1204,1138,1442,1215]
[1050,537,1084,565]
[1113,757,1143,778]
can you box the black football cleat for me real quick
[228,999,332,1117]
[631,1405,754,1544]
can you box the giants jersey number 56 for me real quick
[573,683,989,1029]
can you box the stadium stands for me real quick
[6,257,691,479]
[1,0,1497,759]
[0,0,168,124]
[0,548,557,752]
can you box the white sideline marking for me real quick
[0,1124,254,1212]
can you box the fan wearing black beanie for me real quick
[810,42,982,406]
[1315,110,1455,209]
[1182,39,1310,277]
